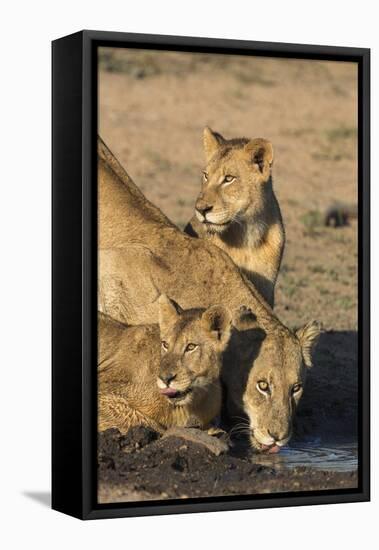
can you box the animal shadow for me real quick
[295,330,358,441]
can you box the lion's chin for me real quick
[204,220,231,234]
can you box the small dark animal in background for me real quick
[324,204,358,227]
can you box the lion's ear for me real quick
[296,321,322,368]
[244,138,274,175]
[158,294,182,331]
[233,305,257,329]
[203,127,225,161]
[202,304,232,346]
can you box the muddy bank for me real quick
[98,427,357,504]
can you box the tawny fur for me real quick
[185,127,284,307]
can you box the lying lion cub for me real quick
[185,127,285,307]
[98,295,232,434]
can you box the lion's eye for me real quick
[292,383,302,394]
[161,341,168,351]
[257,380,269,393]
[223,175,236,185]
[202,172,208,182]
[185,343,198,353]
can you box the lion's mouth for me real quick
[250,435,282,454]
[205,220,230,227]
[260,443,281,454]
[159,386,192,403]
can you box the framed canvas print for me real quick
[52,30,370,520]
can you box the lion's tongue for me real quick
[261,444,281,454]
[160,387,178,398]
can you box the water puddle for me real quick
[253,439,358,472]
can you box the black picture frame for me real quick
[52,30,370,520]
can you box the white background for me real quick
[0,0,376,547]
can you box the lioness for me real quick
[98,295,232,433]
[223,308,321,452]
[97,137,320,451]
[185,127,285,307]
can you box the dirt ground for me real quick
[98,424,357,504]
[97,48,359,503]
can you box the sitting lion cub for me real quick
[98,295,232,434]
[185,127,285,307]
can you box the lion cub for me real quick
[98,295,232,434]
[185,127,285,307]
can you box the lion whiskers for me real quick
[205,209,231,225]
[229,420,251,437]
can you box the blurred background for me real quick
[98,48,358,332]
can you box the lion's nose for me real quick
[196,201,213,217]
[159,372,177,386]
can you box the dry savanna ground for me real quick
[99,48,358,333]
